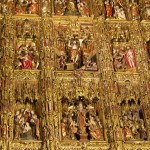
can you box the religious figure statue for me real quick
[55,28,97,71]
[93,0,104,17]
[64,0,80,16]
[105,0,127,19]
[114,124,123,140]
[113,47,126,71]
[130,0,140,20]
[143,1,150,20]
[31,114,40,140]
[28,0,38,14]
[77,102,86,134]
[18,49,33,69]
[69,117,78,139]
[15,41,39,70]
[58,55,67,70]
[1,2,7,14]
[15,0,38,14]
[114,5,126,19]
[54,0,66,15]
[61,96,104,141]
[61,116,69,139]
[15,0,27,14]
[121,99,148,141]
[124,46,136,69]
[77,0,89,17]
[1,123,8,140]
[42,0,50,15]
[5,0,14,14]
[23,19,32,37]
[14,111,21,140]
[105,0,113,18]
[88,115,103,140]
[68,36,81,64]
[14,108,40,140]
[113,45,136,72]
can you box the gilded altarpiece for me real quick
[0,1,150,150]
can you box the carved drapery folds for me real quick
[0,1,150,21]
[112,43,136,72]
[14,18,40,70]
[54,22,97,71]
[0,1,150,150]
[54,0,90,17]
[15,39,39,70]
[61,96,104,141]
[15,0,39,15]
[14,108,40,140]
[13,79,41,141]
[121,99,147,141]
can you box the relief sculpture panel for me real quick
[15,0,39,15]
[54,0,90,17]
[15,39,39,70]
[14,108,40,140]
[113,43,136,72]
[54,22,97,71]
[121,99,147,141]
[61,96,104,141]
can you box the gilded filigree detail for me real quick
[0,1,150,150]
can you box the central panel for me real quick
[53,19,98,71]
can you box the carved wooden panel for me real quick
[0,1,150,150]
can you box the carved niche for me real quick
[14,19,40,70]
[105,23,130,42]
[14,81,41,141]
[61,96,104,141]
[14,39,39,70]
[112,43,136,72]
[54,0,90,17]
[15,19,40,39]
[92,0,105,18]
[14,108,40,140]
[104,0,127,20]
[121,99,148,141]
[129,0,140,20]
[54,22,98,71]
[15,0,39,15]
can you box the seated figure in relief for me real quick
[88,115,103,140]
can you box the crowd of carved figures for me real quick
[0,0,149,20]
[0,1,150,150]
[54,0,90,16]
[54,24,97,71]
[14,108,40,140]
[113,44,136,72]
[121,99,147,140]
[61,96,104,141]
[15,40,39,69]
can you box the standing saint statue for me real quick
[130,0,140,20]
[64,0,80,16]
[105,0,113,18]
[77,102,86,134]
[124,46,136,69]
